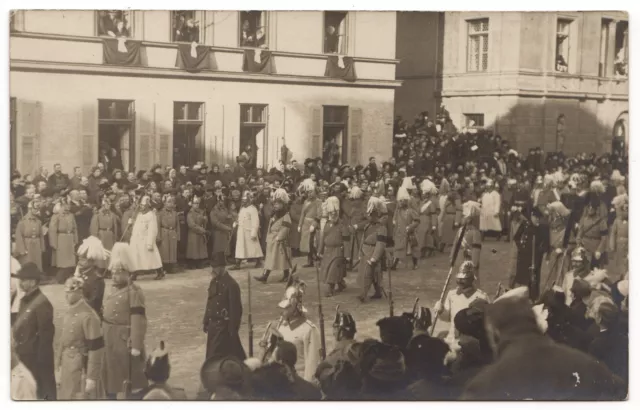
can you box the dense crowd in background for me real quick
[10,107,629,400]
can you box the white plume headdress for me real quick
[272,188,290,204]
[348,186,363,199]
[366,196,387,215]
[108,242,133,273]
[420,179,437,196]
[397,186,411,202]
[77,236,110,261]
[325,196,340,214]
[400,177,416,191]
[298,178,316,193]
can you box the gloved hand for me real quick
[131,348,141,357]
[434,301,443,315]
[595,251,601,260]
[555,248,563,254]
[310,225,315,233]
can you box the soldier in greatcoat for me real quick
[255,188,293,284]
[452,201,483,281]
[418,179,440,258]
[576,196,609,269]
[11,262,57,400]
[439,181,463,250]
[608,194,628,280]
[75,236,110,317]
[358,196,388,303]
[186,196,209,269]
[232,190,264,269]
[203,253,246,361]
[298,179,322,267]
[157,195,180,275]
[273,277,321,382]
[90,196,119,270]
[392,187,421,270]
[544,201,573,290]
[50,199,79,283]
[14,200,45,271]
[57,276,105,400]
[102,243,148,398]
[512,208,550,301]
[209,191,234,263]
[317,196,350,296]
[120,196,136,243]
[345,186,367,270]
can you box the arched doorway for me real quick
[612,111,628,154]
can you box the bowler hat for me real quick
[200,356,250,395]
[12,262,42,280]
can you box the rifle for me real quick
[530,230,537,300]
[119,273,133,400]
[411,297,420,318]
[431,222,467,336]
[314,264,327,360]
[494,282,503,300]
[387,253,394,316]
[259,319,284,364]
[247,269,254,357]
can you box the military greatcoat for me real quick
[15,212,45,271]
[318,218,351,285]
[50,211,78,268]
[264,212,293,271]
[157,208,180,264]
[90,209,119,269]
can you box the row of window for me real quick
[11,10,350,55]
[466,17,628,77]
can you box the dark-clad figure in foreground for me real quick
[461,287,627,400]
[203,253,246,361]
[11,262,57,400]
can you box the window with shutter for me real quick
[17,101,42,175]
[81,103,98,175]
[311,107,323,158]
[137,102,156,171]
[349,107,363,164]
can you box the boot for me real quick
[390,258,399,271]
[325,284,335,297]
[371,292,383,300]
[337,280,347,293]
[254,270,270,283]
[228,262,242,271]
[154,269,166,280]
[280,269,290,283]
[254,259,263,269]
[303,255,314,268]
[412,257,418,270]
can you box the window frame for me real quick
[555,18,573,73]
[613,20,629,77]
[463,113,485,128]
[599,18,612,77]
[170,10,204,44]
[240,104,268,126]
[323,11,349,55]
[98,99,135,122]
[466,18,489,72]
[238,11,269,49]
[95,10,134,38]
[174,101,205,123]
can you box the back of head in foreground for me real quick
[460,287,627,401]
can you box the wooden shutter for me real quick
[349,107,363,164]
[159,133,170,166]
[136,102,156,171]
[311,106,323,158]
[80,103,98,175]
[17,100,42,175]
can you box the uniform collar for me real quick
[286,314,307,330]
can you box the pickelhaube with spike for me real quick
[333,310,357,334]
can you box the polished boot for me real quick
[254,270,271,283]
[325,284,335,297]
[337,280,347,292]
[390,258,399,271]
[280,269,290,283]
[412,257,418,270]
[303,254,314,268]
[154,269,166,280]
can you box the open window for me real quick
[324,12,348,54]
[173,102,205,168]
[98,100,135,171]
[97,10,133,38]
[239,11,268,48]
[240,104,268,169]
[599,19,611,77]
[467,18,489,72]
[172,10,201,43]
[323,106,349,166]
[464,113,485,129]
[614,21,628,77]
[555,19,572,72]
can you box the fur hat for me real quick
[376,316,413,349]
[201,356,250,396]
[145,341,170,383]
[272,188,290,204]
[358,339,407,386]
[77,236,110,261]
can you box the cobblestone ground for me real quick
[41,239,518,399]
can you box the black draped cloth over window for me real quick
[324,55,356,82]
[102,38,142,66]
[175,43,214,73]
[242,49,275,74]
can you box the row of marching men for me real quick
[10,236,186,400]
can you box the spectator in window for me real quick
[556,54,568,72]
[240,20,255,47]
[614,50,628,76]
[113,18,130,38]
[177,18,199,43]
[174,13,186,41]
[99,11,118,37]
[255,28,267,48]
[325,25,339,53]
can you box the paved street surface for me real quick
[41,239,516,399]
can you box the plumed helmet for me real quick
[611,169,625,182]
[64,276,85,293]
[278,274,307,312]
[396,186,411,201]
[611,194,628,210]
[108,242,133,272]
[272,188,290,204]
[456,261,476,280]
[400,176,416,191]
[366,196,387,215]
[589,180,605,194]
[420,178,437,196]
[571,246,588,262]
[77,236,110,261]
[145,341,170,383]
[325,196,340,214]
[462,201,481,218]
[348,186,363,199]
[333,311,357,335]
[298,178,316,193]
[413,307,432,331]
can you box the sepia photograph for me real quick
[5,1,632,403]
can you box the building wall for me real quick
[10,10,399,174]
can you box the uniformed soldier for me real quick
[317,196,350,296]
[392,186,421,270]
[452,201,482,281]
[157,195,180,275]
[75,236,110,317]
[273,277,321,382]
[562,246,593,306]
[434,261,489,345]
[14,200,45,272]
[11,262,57,400]
[577,196,609,269]
[545,201,573,290]
[101,243,148,399]
[50,198,79,283]
[298,178,322,267]
[418,178,440,258]
[139,341,187,400]
[358,196,388,303]
[186,196,209,269]
[255,188,293,283]
[608,194,628,280]
[345,186,367,270]
[89,196,119,270]
[57,276,105,400]
[203,253,246,361]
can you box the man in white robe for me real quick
[480,180,502,238]
[129,196,162,274]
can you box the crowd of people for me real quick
[10,107,629,400]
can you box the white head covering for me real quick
[420,179,437,196]
[325,196,340,214]
[397,186,411,201]
[348,186,363,199]
[462,201,481,218]
[272,188,290,204]
[366,196,387,215]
